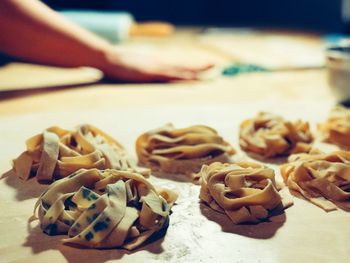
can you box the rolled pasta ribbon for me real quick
[13,125,149,183]
[34,168,178,250]
[239,112,313,158]
[319,106,350,148]
[198,162,292,224]
[136,123,235,182]
[281,150,350,212]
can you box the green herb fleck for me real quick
[86,213,99,224]
[88,203,96,210]
[81,187,99,201]
[63,219,73,226]
[93,221,108,232]
[82,188,91,199]
[85,232,94,241]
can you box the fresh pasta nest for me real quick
[281,150,350,212]
[34,168,177,250]
[136,123,235,182]
[319,106,350,148]
[199,162,292,224]
[240,112,313,158]
[12,124,149,183]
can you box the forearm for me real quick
[0,0,112,69]
[0,0,212,82]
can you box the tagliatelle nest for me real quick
[281,150,350,212]
[34,168,178,250]
[198,162,292,224]
[319,107,350,148]
[12,125,149,183]
[136,123,236,182]
[239,112,313,158]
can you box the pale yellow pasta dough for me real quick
[319,106,350,148]
[198,162,292,224]
[34,168,178,250]
[240,112,313,158]
[281,150,350,212]
[136,123,235,182]
[12,124,149,183]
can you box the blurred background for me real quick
[43,0,347,33]
[1,0,349,96]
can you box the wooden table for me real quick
[0,30,347,263]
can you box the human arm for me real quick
[0,0,212,82]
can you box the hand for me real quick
[100,47,214,82]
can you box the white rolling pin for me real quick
[61,10,175,43]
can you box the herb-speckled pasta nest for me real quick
[198,162,293,224]
[34,168,177,250]
[239,112,313,158]
[13,124,149,183]
[136,123,236,182]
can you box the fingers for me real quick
[144,63,214,82]
[190,63,215,72]
[104,56,214,83]
[108,70,196,83]
[137,71,197,82]
[131,67,197,82]
[173,63,215,73]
